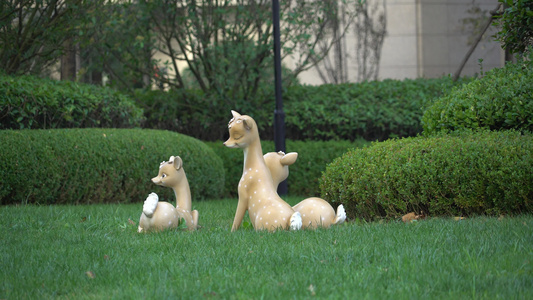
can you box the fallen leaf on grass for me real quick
[402,212,426,223]
[454,217,465,221]
[85,271,95,279]
[128,218,136,225]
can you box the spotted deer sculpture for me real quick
[138,156,199,232]
[223,110,302,232]
[264,151,346,229]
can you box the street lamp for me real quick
[272,0,287,195]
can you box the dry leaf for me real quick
[85,271,95,279]
[80,217,87,223]
[402,212,426,223]
[453,217,465,221]
[104,255,110,260]
[402,212,417,223]
[128,218,136,225]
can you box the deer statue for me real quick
[138,156,199,232]
[223,110,302,232]
[264,151,346,229]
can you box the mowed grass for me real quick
[1,197,532,299]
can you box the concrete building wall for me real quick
[297,0,504,85]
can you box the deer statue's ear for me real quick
[242,118,253,130]
[231,110,241,118]
[172,156,183,170]
[281,152,298,166]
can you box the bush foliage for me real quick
[135,76,470,141]
[282,77,471,141]
[0,74,144,129]
[320,130,533,220]
[0,129,224,205]
[422,58,533,134]
[205,139,369,198]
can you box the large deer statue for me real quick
[223,110,302,232]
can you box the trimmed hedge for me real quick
[282,77,471,141]
[422,58,533,134]
[205,139,369,198]
[0,129,224,205]
[320,130,533,220]
[0,74,144,129]
[134,76,471,141]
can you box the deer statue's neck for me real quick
[171,174,192,212]
[243,138,265,171]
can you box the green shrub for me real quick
[133,89,273,141]
[205,139,369,198]
[0,129,224,205]
[320,130,533,220]
[0,74,144,129]
[134,76,470,141]
[422,58,533,134]
[282,77,469,141]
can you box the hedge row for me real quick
[422,57,533,134]
[282,77,471,141]
[135,76,471,141]
[0,129,224,205]
[0,74,144,129]
[205,139,369,198]
[320,130,533,220]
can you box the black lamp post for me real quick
[272,0,287,195]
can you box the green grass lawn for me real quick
[1,197,532,299]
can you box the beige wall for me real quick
[297,0,504,85]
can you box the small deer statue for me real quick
[224,110,302,232]
[138,156,199,233]
[264,151,346,229]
